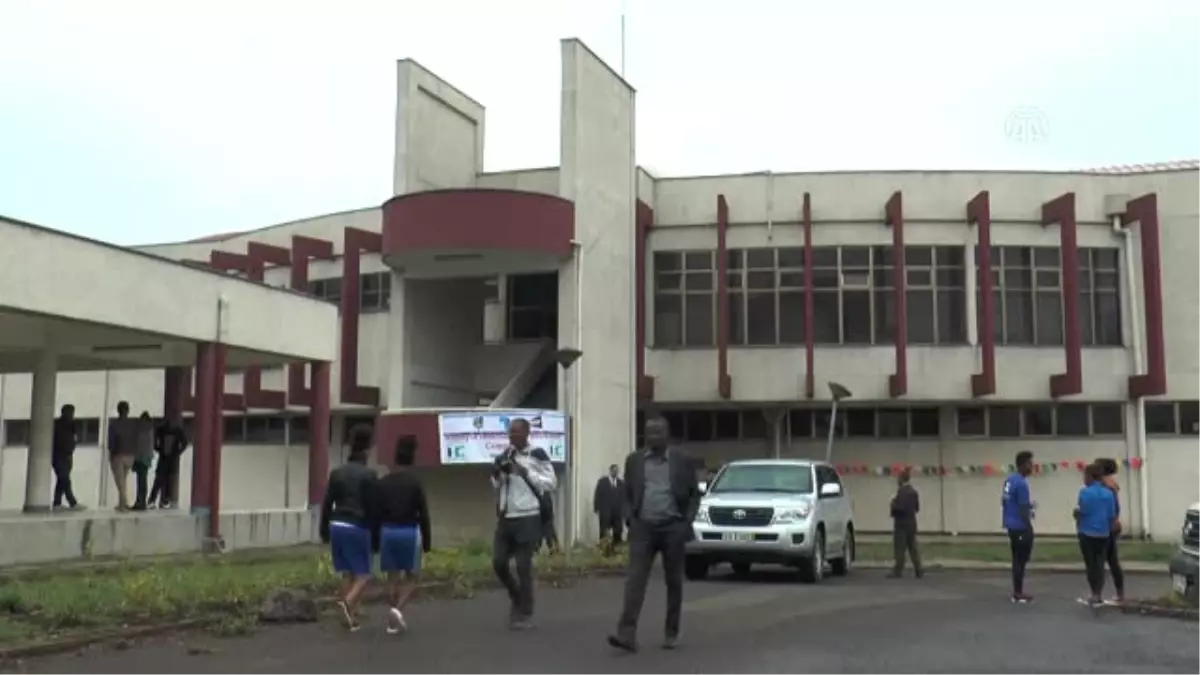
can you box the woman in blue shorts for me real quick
[319,425,378,631]
[371,435,433,634]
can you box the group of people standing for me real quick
[51,401,188,512]
[320,415,702,652]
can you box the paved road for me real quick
[10,568,1198,674]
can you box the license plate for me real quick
[722,532,755,543]
[1172,574,1188,594]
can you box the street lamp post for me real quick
[825,381,852,464]
[554,348,583,547]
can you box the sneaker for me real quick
[337,600,359,632]
[386,607,406,635]
[509,617,535,631]
[69,504,87,511]
[1011,594,1034,604]
[662,634,680,650]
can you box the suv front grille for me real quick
[1184,512,1199,548]
[709,507,774,527]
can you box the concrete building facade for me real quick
[1,39,1196,550]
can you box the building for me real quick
[1,39,1196,550]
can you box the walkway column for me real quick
[190,344,217,514]
[23,349,58,512]
[308,361,331,506]
[208,345,227,539]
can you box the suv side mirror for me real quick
[819,482,842,498]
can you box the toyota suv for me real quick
[685,459,855,583]
[1169,502,1199,604]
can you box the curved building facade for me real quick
[1,40,1196,545]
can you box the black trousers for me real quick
[132,464,150,509]
[493,515,542,618]
[52,458,77,508]
[1106,535,1125,594]
[599,512,624,544]
[149,453,179,506]
[1079,534,1109,596]
[616,520,688,641]
[1008,529,1034,595]
[892,524,922,575]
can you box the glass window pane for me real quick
[989,406,1021,437]
[1056,404,1089,436]
[1023,406,1054,436]
[1145,403,1177,434]
[746,292,777,345]
[842,290,872,344]
[813,408,845,438]
[937,289,967,344]
[1035,291,1064,345]
[910,408,940,437]
[778,248,806,268]
[655,273,681,291]
[741,411,770,439]
[1091,404,1124,435]
[1004,291,1034,344]
[1180,401,1199,435]
[1033,248,1060,268]
[654,252,681,272]
[842,247,871,267]
[685,271,713,291]
[778,291,805,344]
[1079,291,1096,346]
[684,252,712,271]
[746,248,774,269]
[907,290,935,344]
[904,247,933,266]
[747,271,774,290]
[812,248,838,267]
[727,249,743,270]
[813,291,840,343]
[684,411,713,441]
[789,409,813,438]
[873,289,894,344]
[713,411,740,440]
[877,409,908,437]
[654,295,682,346]
[728,291,745,345]
[845,409,876,437]
[779,272,805,288]
[957,407,986,436]
[684,294,714,346]
[813,270,840,289]
[1095,292,1122,345]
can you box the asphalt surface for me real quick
[9,568,1198,674]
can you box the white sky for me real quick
[0,0,1196,245]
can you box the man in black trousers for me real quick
[608,416,701,653]
[594,463,625,551]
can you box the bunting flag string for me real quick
[833,457,1145,477]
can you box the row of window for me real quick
[653,245,1122,348]
[634,401,1200,445]
[955,403,1125,438]
[1,414,380,447]
[307,272,392,312]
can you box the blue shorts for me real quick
[379,525,422,574]
[329,521,372,576]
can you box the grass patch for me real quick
[856,539,1174,564]
[0,541,623,647]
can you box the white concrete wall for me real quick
[557,39,638,542]
[399,279,488,408]
[392,59,484,196]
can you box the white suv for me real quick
[685,459,855,583]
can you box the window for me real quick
[2,420,30,446]
[910,408,941,437]
[289,416,310,444]
[877,409,909,438]
[77,418,102,445]
[727,248,807,346]
[1145,402,1177,434]
[789,409,813,438]
[508,273,558,340]
[957,403,1126,437]
[1079,249,1122,346]
[307,273,391,312]
[710,463,813,494]
[790,406,938,440]
[904,246,968,345]
[740,412,770,439]
[713,411,740,440]
[845,408,876,437]
[221,415,288,444]
[979,246,1121,347]
[654,251,715,347]
[657,410,776,442]
[1181,401,1199,436]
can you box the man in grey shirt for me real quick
[608,416,701,653]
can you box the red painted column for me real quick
[885,191,908,398]
[635,201,655,401]
[288,236,335,406]
[967,191,997,397]
[716,195,732,399]
[243,242,291,409]
[208,345,228,539]
[1041,193,1083,398]
[190,343,217,513]
[803,193,815,399]
[1121,193,1167,398]
[308,361,332,506]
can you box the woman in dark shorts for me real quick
[372,435,432,634]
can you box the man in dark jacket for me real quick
[889,467,923,578]
[150,416,189,509]
[52,405,82,510]
[594,464,625,550]
[608,416,701,653]
[320,424,378,632]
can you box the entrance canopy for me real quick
[0,216,338,370]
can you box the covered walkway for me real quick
[0,216,338,560]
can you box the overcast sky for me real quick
[0,0,1196,246]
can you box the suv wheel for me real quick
[685,555,710,581]
[798,530,825,583]
[830,528,854,577]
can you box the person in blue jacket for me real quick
[1075,463,1118,607]
[1001,451,1036,603]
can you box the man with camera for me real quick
[491,418,557,630]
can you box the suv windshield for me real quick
[709,464,814,494]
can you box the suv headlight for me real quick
[773,503,812,524]
[694,506,710,524]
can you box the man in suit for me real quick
[594,464,625,549]
[608,416,701,653]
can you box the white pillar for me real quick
[24,350,58,512]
